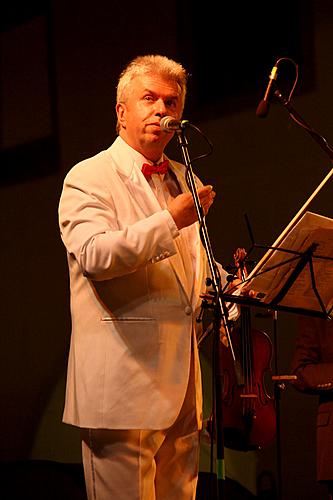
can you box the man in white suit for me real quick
[59,54,238,500]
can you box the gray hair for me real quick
[116,55,188,126]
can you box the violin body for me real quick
[217,247,276,451]
[203,248,276,451]
[219,324,276,451]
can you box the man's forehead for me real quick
[133,73,181,96]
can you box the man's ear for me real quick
[116,102,126,128]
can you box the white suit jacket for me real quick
[59,136,231,430]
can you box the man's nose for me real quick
[154,99,168,116]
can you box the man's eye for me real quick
[144,95,154,101]
[166,100,177,108]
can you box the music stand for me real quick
[242,210,333,319]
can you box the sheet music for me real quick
[246,211,333,314]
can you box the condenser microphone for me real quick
[160,116,190,132]
[256,64,279,118]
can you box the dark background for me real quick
[1,0,332,498]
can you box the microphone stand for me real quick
[250,89,333,279]
[273,89,333,162]
[175,126,240,500]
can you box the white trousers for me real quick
[81,353,200,500]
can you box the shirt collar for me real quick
[117,136,164,166]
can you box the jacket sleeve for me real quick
[290,316,333,394]
[58,162,179,281]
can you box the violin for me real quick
[219,248,276,451]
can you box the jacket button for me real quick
[185,306,192,315]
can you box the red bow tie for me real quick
[141,160,169,179]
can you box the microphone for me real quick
[160,116,190,132]
[256,63,279,118]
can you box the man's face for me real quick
[116,73,183,162]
